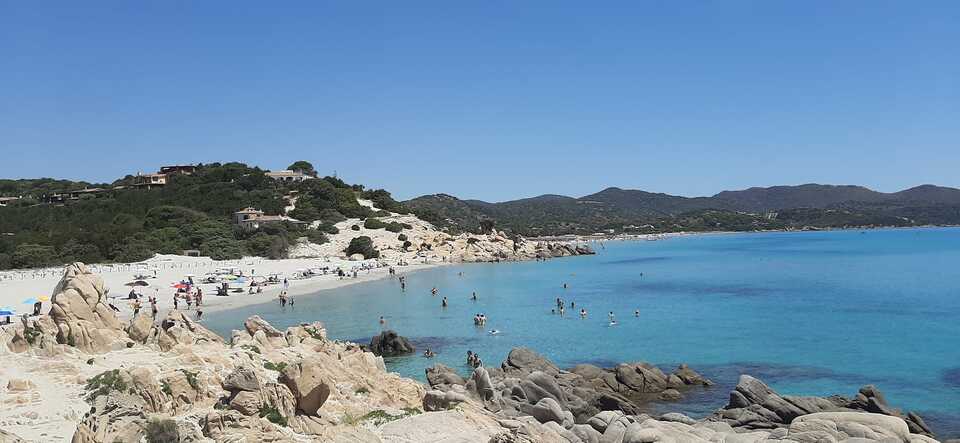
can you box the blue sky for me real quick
[1,2,957,201]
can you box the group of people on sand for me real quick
[466,350,483,368]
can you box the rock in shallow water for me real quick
[368,329,415,356]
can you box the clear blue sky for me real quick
[1,2,957,202]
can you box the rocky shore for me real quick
[0,263,949,442]
[424,346,942,442]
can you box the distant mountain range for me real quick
[405,184,960,236]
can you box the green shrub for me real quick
[402,240,412,250]
[304,229,328,245]
[318,223,339,234]
[23,326,41,345]
[345,236,379,259]
[264,361,288,372]
[350,224,360,231]
[145,417,180,443]
[363,218,386,230]
[304,326,324,340]
[397,233,408,242]
[259,404,288,426]
[180,369,199,390]
[385,222,403,233]
[85,369,127,401]
[161,380,173,395]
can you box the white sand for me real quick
[0,254,441,323]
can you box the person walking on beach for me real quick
[173,294,179,310]
[195,309,203,320]
[185,293,193,310]
[133,299,142,316]
[196,288,203,306]
[283,278,289,290]
[150,297,158,320]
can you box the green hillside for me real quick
[0,161,406,270]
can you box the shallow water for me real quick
[204,228,960,437]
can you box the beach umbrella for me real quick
[22,298,38,305]
[172,283,189,289]
[125,280,149,287]
[38,295,50,302]
[0,308,16,316]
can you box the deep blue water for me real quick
[205,228,960,437]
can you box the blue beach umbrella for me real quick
[22,297,38,305]
[0,308,16,316]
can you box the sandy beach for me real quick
[0,254,442,324]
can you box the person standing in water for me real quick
[442,297,448,308]
[431,287,438,296]
[379,316,386,326]
[608,311,616,322]
[471,292,477,301]
[634,309,640,317]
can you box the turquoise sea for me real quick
[205,228,960,437]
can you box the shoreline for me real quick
[531,224,960,243]
[0,254,448,323]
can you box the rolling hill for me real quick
[406,184,960,236]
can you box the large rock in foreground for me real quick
[48,263,127,353]
[369,330,415,356]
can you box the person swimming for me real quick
[431,287,438,296]
[471,292,477,301]
[580,308,587,318]
[488,329,500,335]
[379,316,386,326]
[423,348,435,358]
[634,309,640,317]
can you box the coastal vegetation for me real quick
[0,161,407,270]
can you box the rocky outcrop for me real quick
[718,375,936,438]
[428,347,713,427]
[47,263,127,353]
[368,329,415,356]
[422,348,943,443]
